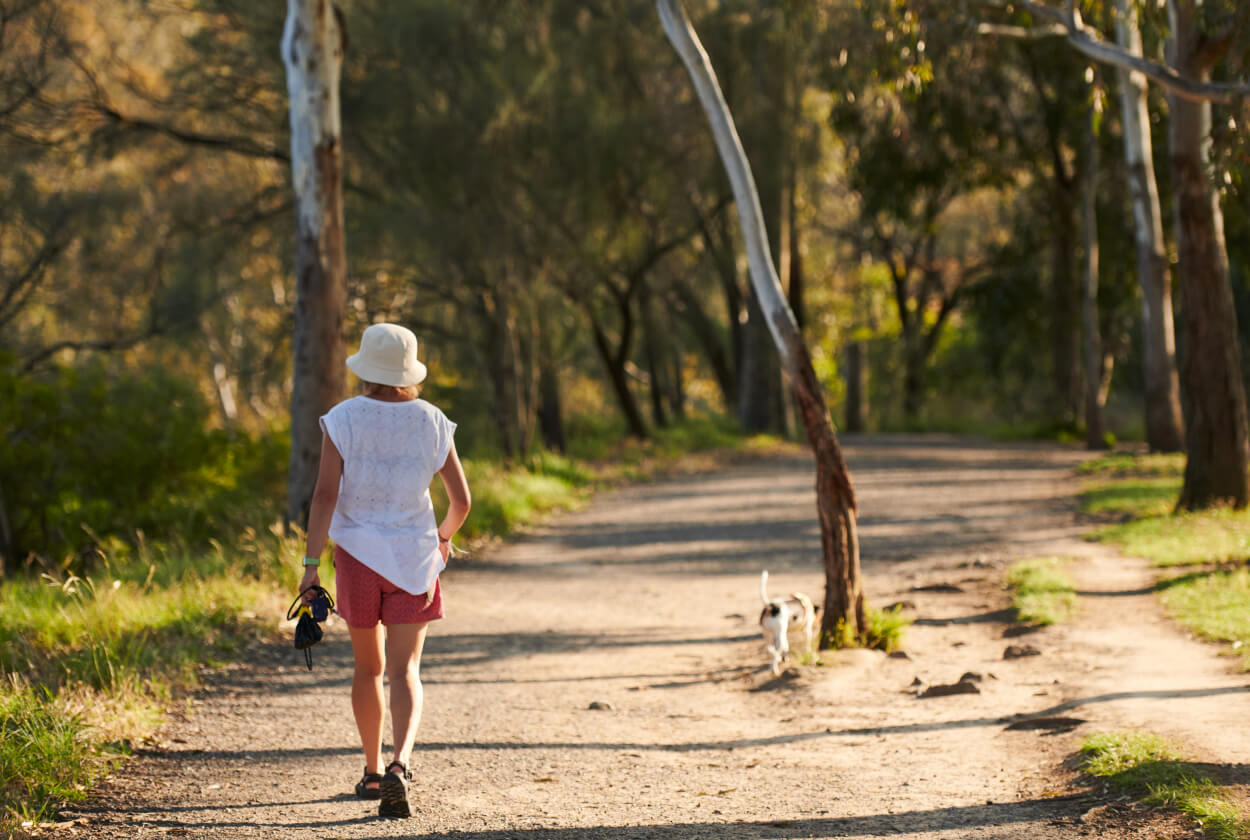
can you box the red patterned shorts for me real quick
[333,546,445,628]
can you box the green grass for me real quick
[1006,557,1078,625]
[817,603,914,653]
[0,532,300,831]
[1091,509,1250,568]
[1081,731,1248,840]
[1077,452,1186,479]
[862,604,913,653]
[1080,452,1250,568]
[0,682,122,826]
[1156,568,1250,670]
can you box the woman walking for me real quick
[298,322,471,819]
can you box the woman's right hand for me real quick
[300,566,321,601]
[439,539,450,564]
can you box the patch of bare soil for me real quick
[53,434,1249,839]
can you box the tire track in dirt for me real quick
[60,434,1246,839]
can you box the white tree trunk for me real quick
[657,0,864,642]
[1114,0,1184,452]
[282,0,348,525]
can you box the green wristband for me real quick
[302,556,321,567]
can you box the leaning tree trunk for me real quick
[658,0,864,643]
[1081,83,1108,450]
[1114,0,1185,453]
[282,0,348,527]
[1168,4,1250,510]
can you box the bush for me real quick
[0,357,286,574]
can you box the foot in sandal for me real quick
[377,761,410,818]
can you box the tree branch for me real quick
[93,104,290,162]
[983,0,1250,104]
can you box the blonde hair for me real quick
[362,381,422,400]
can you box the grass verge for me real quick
[1006,557,1078,625]
[1080,452,1250,567]
[0,530,299,831]
[1081,731,1248,840]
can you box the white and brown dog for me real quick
[759,570,817,675]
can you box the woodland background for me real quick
[2,0,1249,574]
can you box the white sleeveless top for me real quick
[319,396,457,596]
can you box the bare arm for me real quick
[300,432,343,593]
[436,441,471,561]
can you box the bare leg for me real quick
[384,622,429,769]
[348,623,385,774]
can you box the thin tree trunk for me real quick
[844,341,867,433]
[282,0,347,527]
[537,326,566,453]
[1082,84,1108,450]
[787,175,805,330]
[669,338,687,420]
[1051,189,1081,426]
[481,289,523,459]
[672,281,735,409]
[641,283,670,428]
[659,0,863,642]
[588,312,649,440]
[739,289,782,432]
[1168,4,1250,510]
[902,340,924,423]
[1114,0,1184,452]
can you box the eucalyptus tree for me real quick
[281,0,348,524]
[659,0,864,643]
[995,0,1250,508]
[1112,0,1185,452]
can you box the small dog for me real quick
[758,570,817,675]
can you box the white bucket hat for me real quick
[346,323,428,387]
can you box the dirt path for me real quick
[61,435,1250,839]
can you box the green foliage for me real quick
[1080,732,1247,840]
[0,358,286,572]
[862,604,912,653]
[1006,557,1077,625]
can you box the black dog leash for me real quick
[286,585,336,670]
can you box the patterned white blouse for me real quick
[319,396,457,596]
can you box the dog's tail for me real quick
[760,570,770,606]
